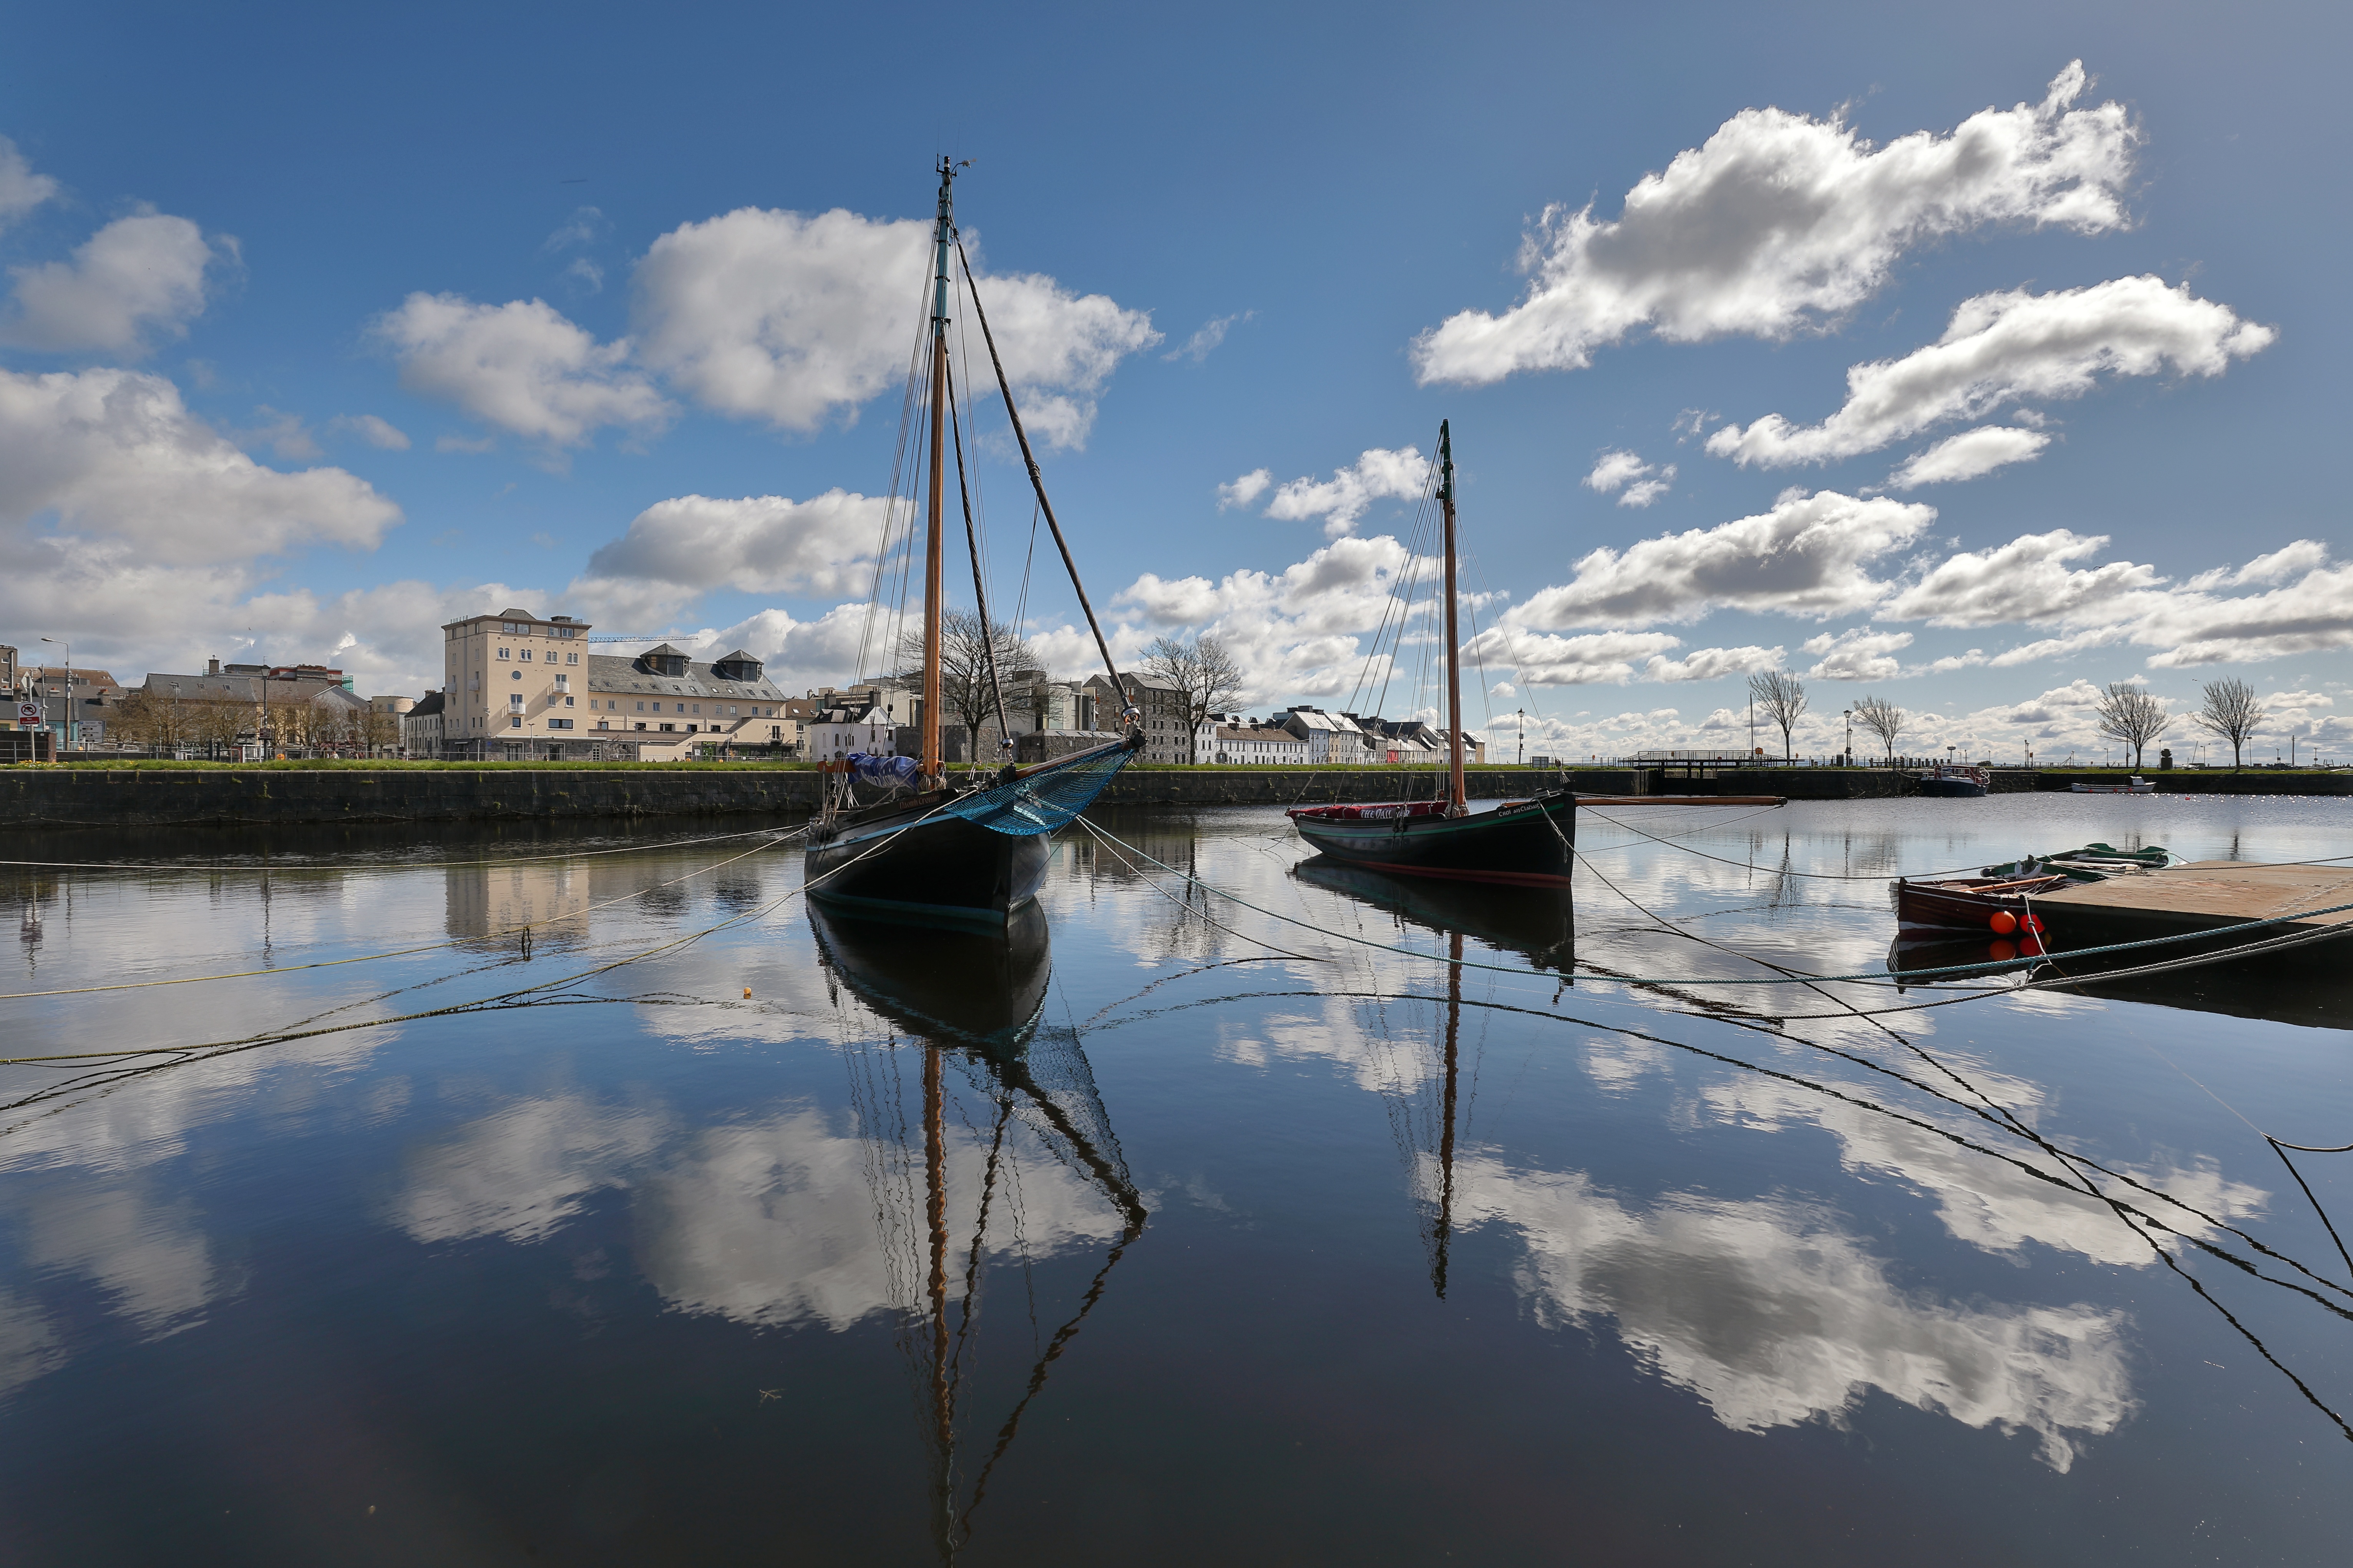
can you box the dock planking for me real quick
[2034,860,2353,944]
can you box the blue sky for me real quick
[4,0,2346,761]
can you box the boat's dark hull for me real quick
[805,794,1050,929]
[1917,778,1988,797]
[1893,874,2069,934]
[1287,794,1575,885]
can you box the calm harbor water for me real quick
[3,793,2351,1564]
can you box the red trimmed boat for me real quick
[1288,795,1575,886]
[1894,873,2068,937]
[1286,421,1577,887]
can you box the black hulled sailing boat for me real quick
[1288,422,1576,884]
[805,159,1143,928]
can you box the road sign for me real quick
[16,703,41,725]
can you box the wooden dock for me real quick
[2034,861,2353,945]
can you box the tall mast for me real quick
[922,157,958,782]
[1438,420,1467,815]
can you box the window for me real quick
[497,647,510,660]
[686,723,699,733]
[566,652,578,664]
[508,694,524,711]
[548,718,573,730]
[510,716,523,728]
[636,701,645,711]
[691,704,700,714]
[553,674,568,691]
[675,703,685,713]
[511,670,522,681]
[520,649,533,661]
[596,720,609,731]
[564,695,574,706]
[659,723,675,732]
[634,722,646,731]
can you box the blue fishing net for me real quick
[944,741,1138,837]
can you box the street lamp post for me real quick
[1842,708,1852,768]
[1517,707,1525,765]
[39,637,69,750]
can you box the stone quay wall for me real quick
[4,763,2348,829]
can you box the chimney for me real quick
[207,656,221,676]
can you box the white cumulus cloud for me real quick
[1883,529,2162,627]
[1583,449,1676,507]
[1216,467,1271,509]
[1413,62,2136,385]
[0,136,59,232]
[1508,489,1935,629]
[1255,447,1430,538]
[1802,626,1915,681]
[2,211,225,356]
[329,413,412,450]
[630,206,1157,446]
[1708,277,2275,467]
[373,292,672,449]
[1889,426,2051,488]
[0,366,399,562]
[579,489,891,600]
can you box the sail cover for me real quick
[942,742,1138,838]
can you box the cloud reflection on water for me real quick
[1448,1154,2136,1470]
[392,1089,1123,1332]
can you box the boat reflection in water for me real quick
[808,900,1146,1561]
[809,898,1056,1051]
[1887,933,2353,1031]
[1293,859,1575,975]
[1293,861,1571,1300]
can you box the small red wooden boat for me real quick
[1894,873,2071,936]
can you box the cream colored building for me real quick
[440,609,791,760]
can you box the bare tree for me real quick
[1746,670,1808,761]
[1851,694,1906,766]
[895,609,1045,759]
[362,708,400,757]
[1143,633,1245,763]
[2094,682,2169,769]
[192,699,251,759]
[2194,677,2265,770]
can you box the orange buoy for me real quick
[1990,939,2018,961]
[1989,910,2018,935]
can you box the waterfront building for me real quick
[1083,671,1187,763]
[401,691,446,757]
[1203,718,1311,765]
[1279,706,1372,764]
[806,685,915,761]
[441,609,791,760]
[133,662,365,755]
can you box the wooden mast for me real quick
[1438,420,1467,815]
[922,157,958,782]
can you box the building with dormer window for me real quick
[439,609,792,759]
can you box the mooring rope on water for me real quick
[1069,815,2353,989]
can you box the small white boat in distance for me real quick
[2070,776,2157,794]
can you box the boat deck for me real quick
[2034,860,2353,938]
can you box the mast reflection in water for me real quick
[810,902,1147,1560]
